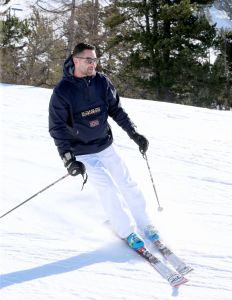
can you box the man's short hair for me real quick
[72,43,96,57]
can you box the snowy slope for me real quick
[0,84,232,300]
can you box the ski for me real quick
[153,240,193,275]
[132,245,188,287]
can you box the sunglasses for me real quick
[76,57,99,64]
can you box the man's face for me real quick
[73,49,98,77]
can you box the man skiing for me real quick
[49,42,159,250]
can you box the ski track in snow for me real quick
[0,84,232,300]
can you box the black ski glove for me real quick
[128,130,149,154]
[62,152,86,176]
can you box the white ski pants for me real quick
[77,145,153,239]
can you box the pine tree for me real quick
[20,7,66,87]
[103,0,217,106]
[0,9,31,83]
[210,29,232,109]
[36,0,103,56]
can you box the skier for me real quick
[49,42,159,250]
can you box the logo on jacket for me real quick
[89,119,100,127]
[81,107,101,117]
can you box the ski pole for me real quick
[143,153,163,212]
[0,173,69,219]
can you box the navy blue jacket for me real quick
[49,55,135,157]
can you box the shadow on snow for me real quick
[1,242,132,289]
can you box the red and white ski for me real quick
[153,240,194,275]
[131,245,188,287]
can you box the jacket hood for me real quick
[63,55,75,79]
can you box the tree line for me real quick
[0,0,231,109]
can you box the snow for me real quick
[3,0,232,30]
[209,6,232,30]
[0,83,232,300]
[0,0,34,19]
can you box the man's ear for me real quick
[73,56,78,64]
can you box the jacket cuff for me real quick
[127,128,137,139]
[62,152,75,167]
